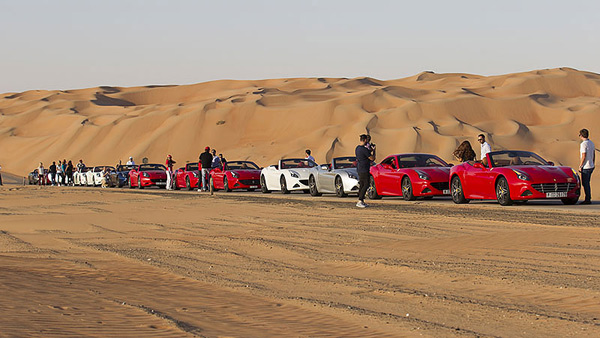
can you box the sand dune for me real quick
[1,67,598,196]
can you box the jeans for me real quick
[358,172,370,201]
[201,168,210,190]
[166,170,173,190]
[581,168,594,202]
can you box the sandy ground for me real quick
[1,185,600,337]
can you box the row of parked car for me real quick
[28,149,582,206]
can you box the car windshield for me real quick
[397,154,448,168]
[488,151,547,167]
[116,165,135,172]
[279,159,316,169]
[186,163,199,171]
[225,161,259,170]
[333,157,357,169]
[140,164,166,171]
[95,166,115,172]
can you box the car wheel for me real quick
[280,176,290,194]
[367,176,382,200]
[186,177,192,191]
[224,177,232,192]
[260,175,271,194]
[495,177,512,206]
[335,176,347,198]
[401,176,416,201]
[561,197,578,205]
[308,175,321,196]
[451,176,469,204]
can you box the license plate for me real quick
[546,192,567,198]
[443,189,450,195]
[249,185,258,189]
[156,182,166,186]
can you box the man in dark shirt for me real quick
[199,146,213,191]
[355,134,376,208]
[49,161,58,186]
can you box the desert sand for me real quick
[1,185,599,337]
[1,67,599,197]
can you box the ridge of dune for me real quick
[1,67,599,197]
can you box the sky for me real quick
[1,0,599,93]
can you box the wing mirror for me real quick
[547,161,554,166]
[473,162,486,169]
[320,164,329,170]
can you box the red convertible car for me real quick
[368,153,452,200]
[174,162,200,190]
[210,161,261,192]
[128,164,168,189]
[450,150,580,206]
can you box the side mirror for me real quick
[547,161,554,166]
[320,164,329,170]
[473,162,486,170]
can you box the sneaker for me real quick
[580,200,592,205]
[356,201,367,208]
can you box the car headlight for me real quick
[142,172,149,178]
[512,169,530,181]
[347,173,357,180]
[231,171,239,178]
[290,170,300,178]
[415,170,430,180]
[571,168,580,183]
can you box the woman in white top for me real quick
[38,162,45,186]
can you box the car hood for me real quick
[412,167,451,180]
[509,165,574,182]
[139,170,167,178]
[230,169,261,178]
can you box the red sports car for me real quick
[450,150,580,206]
[174,162,200,190]
[128,164,168,189]
[210,161,261,192]
[368,153,452,200]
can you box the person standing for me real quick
[76,159,85,172]
[211,149,221,169]
[165,155,176,190]
[66,160,74,186]
[0,164,3,186]
[56,160,63,186]
[478,134,491,161]
[48,161,57,186]
[305,149,315,163]
[579,128,595,204]
[38,162,45,186]
[199,147,213,191]
[355,134,376,208]
[126,157,135,166]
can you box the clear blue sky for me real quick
[1,0,598,93]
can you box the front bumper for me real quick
[414,181,450,196]
[510,181,580,200]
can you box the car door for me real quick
[378,156,400,195]
[464,162,494,199]
[212,166,224,189]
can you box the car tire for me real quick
[335,176,347,198]
[309,175,322,196]
[260,175,271,194]
[367,175,382,200]
[561,197,578,205]
[495,176,512,206]
[280,176,290,194]
[451,176,469,204]
[224,177,232,192]
[401,176,416,201]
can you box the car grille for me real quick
[532,183,574,193]
[239,179,260,185]
[151,179,166,183]
[430,182,449,191]
[299,179,309,186]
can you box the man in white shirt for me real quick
[478,134,491,162]
[126,157,135,166]
[579,128,595,204]
[305,149,315,163]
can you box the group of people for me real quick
[164,147,227,191]
[36,160,76,186]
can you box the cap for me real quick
[129,156,133,159]
[205,146,210,150]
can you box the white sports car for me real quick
[308,156,360,197]
[85,166,118,187]
[74,167,90,186]
[260,158,317,194]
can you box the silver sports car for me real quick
[308,156,360,197]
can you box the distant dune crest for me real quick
[1,68,598,196]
